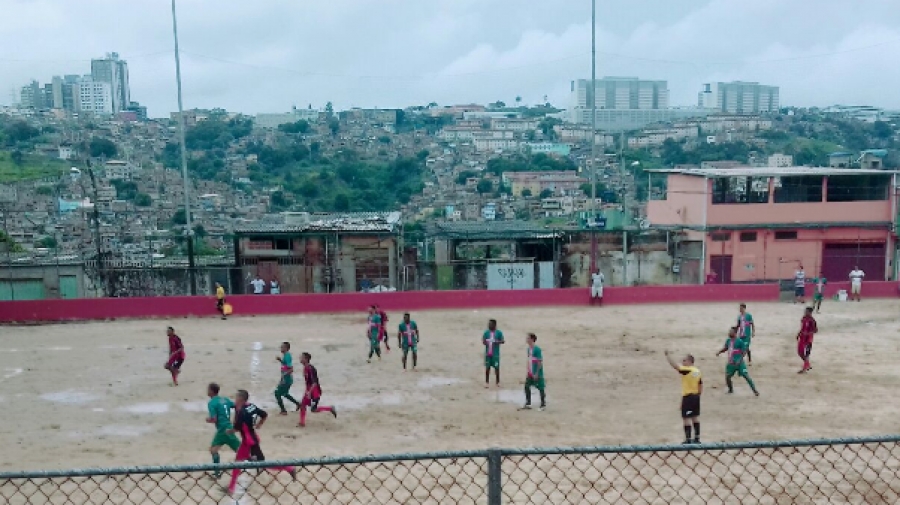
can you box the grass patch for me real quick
[0,151,68,183]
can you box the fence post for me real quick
[487,448,502,505]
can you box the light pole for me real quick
[589,0,598,272]
[170,0,197,295]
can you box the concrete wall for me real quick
[0,283,784,323]
[705,228,891,282]
[647,175,708,226]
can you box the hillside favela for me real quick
[4,63,898,298]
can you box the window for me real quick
[711,232,731,242]
[826,175,889,202]
[740,232,757,242]
[274,239,291,251]
[773,176,823,203]
[712,176,769,204]
[774,231,797,240]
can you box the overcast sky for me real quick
[2,0,900,117]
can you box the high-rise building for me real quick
[91,52,130,113]
[698,81,780,114]
[77,76,113,115]
[19,80,43,109]
[570,77,669,110]
[49,76,65,109]
[62,75,81,112]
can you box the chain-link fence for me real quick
[4,436,900,504]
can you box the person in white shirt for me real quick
[590,270,605,305]
[793,266,806,304]
[849,266,865,302]
[250,276,266,295]
[270,279,280,295]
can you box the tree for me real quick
[378,135,391,144]
[10,150,24,166]
[416,149,430,161]
[521,188,532,197]
[539,189,554,199]
[325,101,334,117]
[134,193,152,207]
[476,179,493,194]
[515,95,522,105]
[270,191,288,210]
[4,121,40,145]
[89,138,118,158]
[456,170,478,185]
[172,208,187,225]
[36,186,53,196]
[873,121,893,140]
[328,118,340,136]
[35,236,58,249]
[333,193,350,211]
[0,231,24,252]
[192,224,207,238]
[490,101,506,109]
[278,119,310,134]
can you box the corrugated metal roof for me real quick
[648,166,897,178]
[234,212,401,234]
[428,220,564,240]
[651,221,893,232]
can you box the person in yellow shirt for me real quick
[665,350,702,445]
[215,283,227,320]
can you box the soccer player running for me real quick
[482,319,505,388]
[736,303,755,366]
[812,274,827,313]
[849,266,865,302]
[797,307,818,374]
[793,265,807,304]
[164,327,185,386]
[366,305,382,363]
[397,313,419,371]
[590,270,605,306]
[274,342,301,415]
[227,390,295,496]
[206,383,239,478]
[522,333,546,411]
[297,352,337,427]
[665,351,702,445]
[377,305,391,353]
[215,282,227,320]
[716,327,759,396]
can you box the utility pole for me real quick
[171,0,197,295]
[589,0,598,273]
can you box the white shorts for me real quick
[591,286,604,298]
[851,283,861,295]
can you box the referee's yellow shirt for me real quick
[678,366,702,396]
[216,286,225,300]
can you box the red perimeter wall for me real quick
[0,283,894,323]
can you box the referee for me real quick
[665,350,702,445]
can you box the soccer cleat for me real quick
[539,405,546,411]
[290,468,297,480]
[521,404,532,410]
[727,389,734,394]
[754,391,760,397]
[367,359,371,364]
[484,383,489,389]
[331,407,338,419]
[682,439,692,445]
[279,411,288,416]
[692,438,701,445]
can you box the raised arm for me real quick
[664,350,680,371]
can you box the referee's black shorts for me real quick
[681,394,700,418]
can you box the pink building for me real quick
[647,166,898,283]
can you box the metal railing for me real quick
[3,435,900,504]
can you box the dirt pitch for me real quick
[2,298,899,474]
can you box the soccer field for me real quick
[1,299,899,472]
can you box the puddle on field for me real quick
[93,408,104,412]
[417,376,464,389]
[2,368,23,381]
[180,401,208,412]
[252,342,264,351]
[494,389,524,405]
[331,391,432,410]
[99,425,153,437]
[40,391,101,404]
[120,402,170,414]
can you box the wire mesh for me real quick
[501,439,900,504]
[2,438,900,504]
[0,456,489,505]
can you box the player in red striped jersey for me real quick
[164,327,185,386]
[797,307,818,374]
[227,390,295,495]
[298,353,337,427]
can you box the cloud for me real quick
[1,0,898,117]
